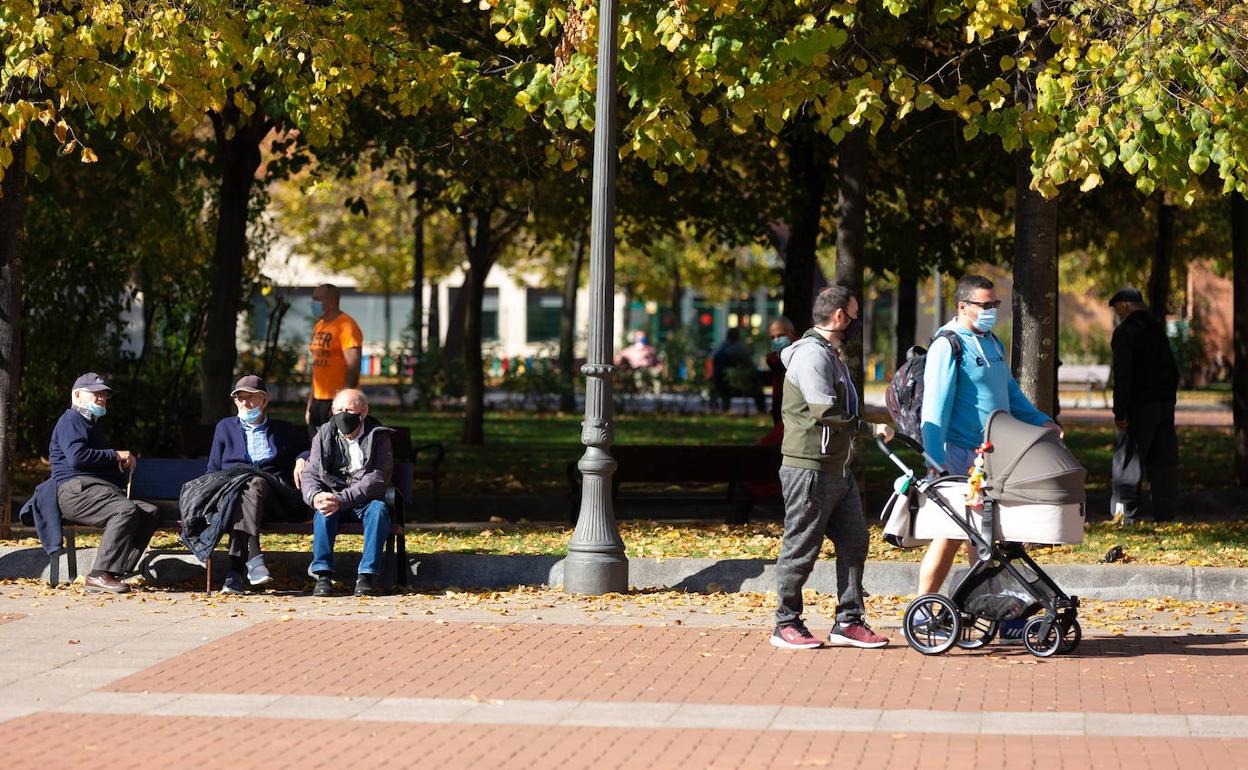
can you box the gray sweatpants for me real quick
[775,466,868,627]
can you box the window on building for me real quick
[526,289,563,343]
[448,286,500,340]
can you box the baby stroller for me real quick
[877,411,1086,658]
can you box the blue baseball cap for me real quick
[72,372,111,393]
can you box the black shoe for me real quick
[313,574,334,597]
[354,573,377,597]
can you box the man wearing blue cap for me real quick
[48,373,159,592]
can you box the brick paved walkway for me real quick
[1,590,1247,768]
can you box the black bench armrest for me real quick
[385,486,406,527]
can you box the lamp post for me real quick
[564,0,627,594]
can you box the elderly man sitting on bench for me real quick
[47,373,158,593]
[301,388,395,597]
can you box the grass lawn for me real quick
[269,408,1234,498]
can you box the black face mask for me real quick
[332,411,362,436]
[842,317,861,341]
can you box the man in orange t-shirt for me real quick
[306,284,363,437]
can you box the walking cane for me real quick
[125,466,135,499]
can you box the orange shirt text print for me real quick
[310,314,363,399]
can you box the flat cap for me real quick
[1108,287,1144,307]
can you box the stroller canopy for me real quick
[984,410,1086,505]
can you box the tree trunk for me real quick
[199,108,267,423]
[1149,200,1176,319]
[1010,150,1059,416]
[835,128,868,397]
[412,179,425,358]
[1232,192,1248,486]
[896,259,918,369]
[781,123,830,333]
[462,211,497,446]
[0,141,26,538]
[559,235,587,413]
[443,281,467,359]
[427,281,441,351]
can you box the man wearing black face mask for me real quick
[300,389,395,596]
[771,285,894,650]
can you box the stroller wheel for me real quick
[1022,615,1065,658]
[956,615,999,650]
[902,594,962,655]
[1058,619,1082,654]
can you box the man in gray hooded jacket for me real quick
[771,285,894,650]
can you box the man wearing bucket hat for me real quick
[202,375,311,593]
[1108,287,1179,524]
[49,373,159,593]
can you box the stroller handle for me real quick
[875,433,948,476]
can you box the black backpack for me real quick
[885,330,963,445]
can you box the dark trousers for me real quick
[1111,401,1179,522]
[56,477,159,575]
[228,477,276,556]
[775,467,868,626]
[307,399,333,438]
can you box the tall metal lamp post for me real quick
[564,0,628,594]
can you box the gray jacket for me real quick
[300,417,394,511]
[778,330,865,473]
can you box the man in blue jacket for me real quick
[918,275,1060,598]
[50,373,159,593]
[205,375,310,593]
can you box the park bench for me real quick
[566,444,783,524]
[1058,364,1111,408]
[180,423,445,521]
[38,456,412,591]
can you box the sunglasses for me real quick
[963,300,1002,310]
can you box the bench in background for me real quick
[566,444,783,524]
[1057,364,1110,408]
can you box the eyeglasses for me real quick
[962,300,1002,310]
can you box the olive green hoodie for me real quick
[779,329,865,474]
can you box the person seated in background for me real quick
[616,330,660,371]
[204,375,311,594]
[47,373,159,593]
[301,388,395,597]
[712,328,765,414]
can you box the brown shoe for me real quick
[84,573,129,594]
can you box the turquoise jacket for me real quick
[919,318,1051,467]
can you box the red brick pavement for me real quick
[2,713,1246,770]
[108,621,1248,715]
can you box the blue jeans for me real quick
[310,499,391,576]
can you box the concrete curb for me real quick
[2,546,1247,602]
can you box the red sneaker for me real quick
[827,621,889,649]
[770,621,824,650]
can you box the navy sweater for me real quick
[206,417,309,486]
[49,408,124,487]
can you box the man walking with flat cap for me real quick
[49,373,159,592]
[1108,288,1180,524]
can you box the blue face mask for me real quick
[310,300,324,318]
[85,402,106,418]
[973,308,998,332]
[240,406,263,423]
[770,336,791,352]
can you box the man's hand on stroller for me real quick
[870,423,895,442]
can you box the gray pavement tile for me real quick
[666,703,781,730]
[259,695,381,720]
[1085,712,1190,738]
[463,698,580,725]
[355,697,476,723]
[875,709,983,735]
[980,711,1086,736]
[771,706,882,732]
[1186,715,1248,738]
[47,691,184,715]
[561,700,681,728]
[151,693,281,717]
